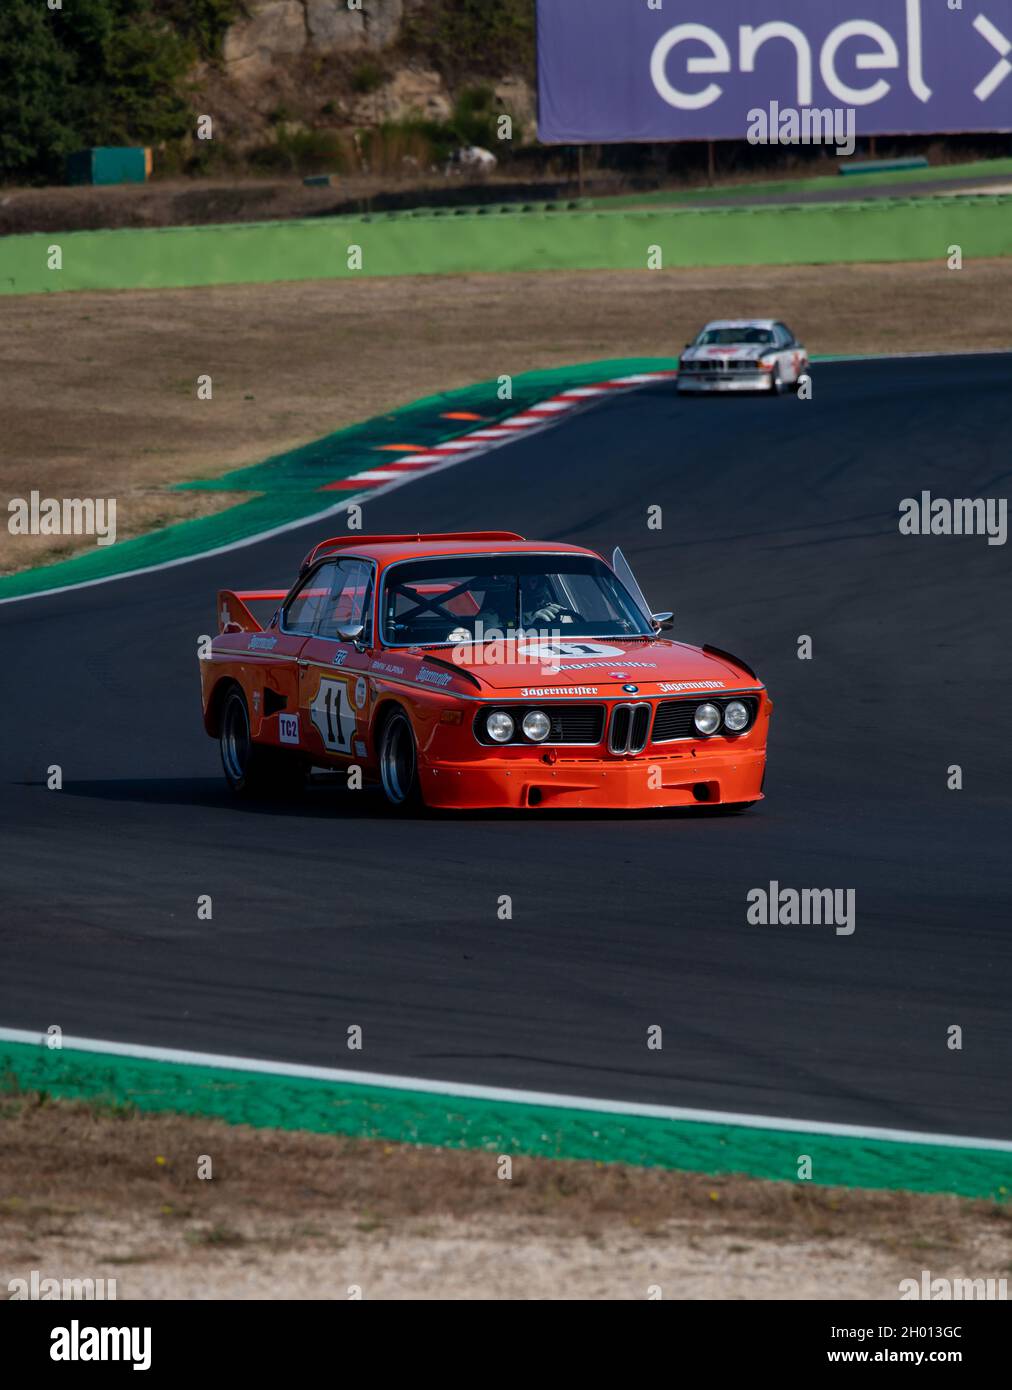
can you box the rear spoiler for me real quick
[218,590,287,634]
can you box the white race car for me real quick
[677,319,809,394]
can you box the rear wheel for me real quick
[378,707,423,811]
[220,687,305,798]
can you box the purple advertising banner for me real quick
[537,0,1012,142]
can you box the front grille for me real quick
[548,705,606,744]
[688,359,759,373]
[473,704,605,746]
[652,694,759,742]
[608,702,651,754]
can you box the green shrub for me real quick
[249,128,352,176]
[452,84,498,148]
[351,60,386,95]
[357,120,443,174]
[0,0,194,182]
[401,0,535,86]
[153,0,243,62]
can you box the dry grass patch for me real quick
[3,259,1010,575]
[1,1094,1008,1299]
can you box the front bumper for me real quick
[419,745,766,810]
[677,372,772,393]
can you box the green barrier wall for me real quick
[3,195,1010,295]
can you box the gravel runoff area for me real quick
[1,1097,1009,1300]
[3,258,1011,575]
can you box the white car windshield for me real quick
[696,327,774,346]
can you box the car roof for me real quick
[364,540,597,563]
[701,319,779,330]
[301,533,602,571]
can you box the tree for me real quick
[0,0,77,181]
[0,0,196,182]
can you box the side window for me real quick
[283,563,337,634]
[318,560,374,643]
[776,322,794,346]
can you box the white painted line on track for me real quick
[0,386,629,607]
[1,1026,1009,1152]
[6,353,1000,609]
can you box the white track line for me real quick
[0,373,676,608]
[4,351,1004,609]
[1,1027,1009,1152]
[0,382,662,608]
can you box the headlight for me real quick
[724,700,749,732]
[759,358,776,370]
[486,711,515,743]
[522,710,551,742]
[694,702,722,735]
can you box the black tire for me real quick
[219,688,306,798]
[771,365,788,396]
[377,707,423,812]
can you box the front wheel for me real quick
[377,708,423,811]
[220,688,305,798]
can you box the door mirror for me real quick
[652,611,674,632]
[336,621,366,648]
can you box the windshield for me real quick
[696,327,774,346]
[381,554,653,647]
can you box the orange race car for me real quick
[200,532,772,812]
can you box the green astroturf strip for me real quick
[1,1039,1008,1198]
[0,358,676,602]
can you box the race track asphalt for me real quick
[2,354,1010,1138]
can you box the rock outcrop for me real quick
[223,1,405,80]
